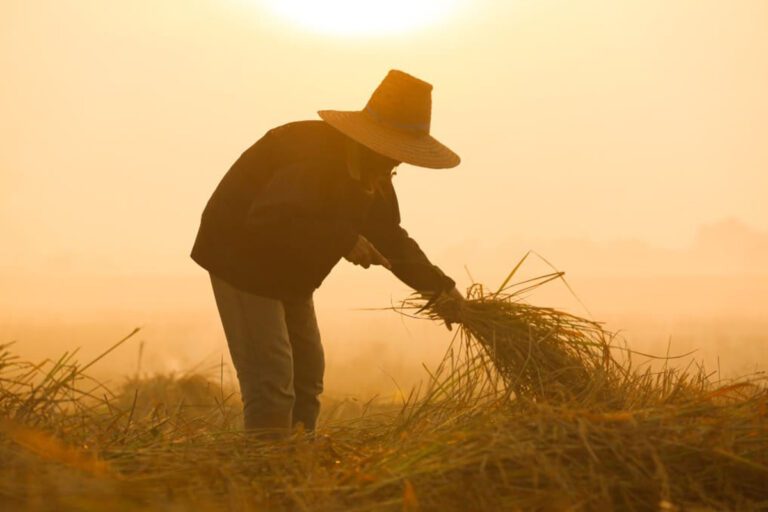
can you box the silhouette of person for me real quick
[191,70,463,433]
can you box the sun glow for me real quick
[260,0,462,37]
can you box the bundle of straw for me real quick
[404,257,614,402]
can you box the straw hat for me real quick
[318,70,460,169]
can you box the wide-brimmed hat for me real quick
[318,70,460,169]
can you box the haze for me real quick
[1,0,766,393]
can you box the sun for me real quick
[259,0,463,37]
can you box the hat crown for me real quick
[364,70,432,136]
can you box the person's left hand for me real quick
[432,287,465,330]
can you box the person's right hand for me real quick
[344,235,392,270]
[432,287,465,331]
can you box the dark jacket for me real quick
[191,120,455,300]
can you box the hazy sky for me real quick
[2,0,767,277]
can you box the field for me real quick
[2,273,767,511]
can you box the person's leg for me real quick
[283,297,324,431]
[209,274,295,431]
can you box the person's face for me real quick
[360,144,400,178]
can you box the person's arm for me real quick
[362,178,455,295]
[370,225,456,294]
[365,196,465,329]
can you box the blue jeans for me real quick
[210,274,324,431]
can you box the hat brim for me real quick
[318,110,460,169]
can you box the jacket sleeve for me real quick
[244,161,358,262]
[362,179,455,295]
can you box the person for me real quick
[191,69,464,433]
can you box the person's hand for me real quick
[432,286,465,330]
[344,235,392,270]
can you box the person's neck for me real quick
[345,139,364,182]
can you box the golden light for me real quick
[259,0,463,37]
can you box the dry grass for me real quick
[2,265,767,511]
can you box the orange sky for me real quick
[1,0,767,279]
